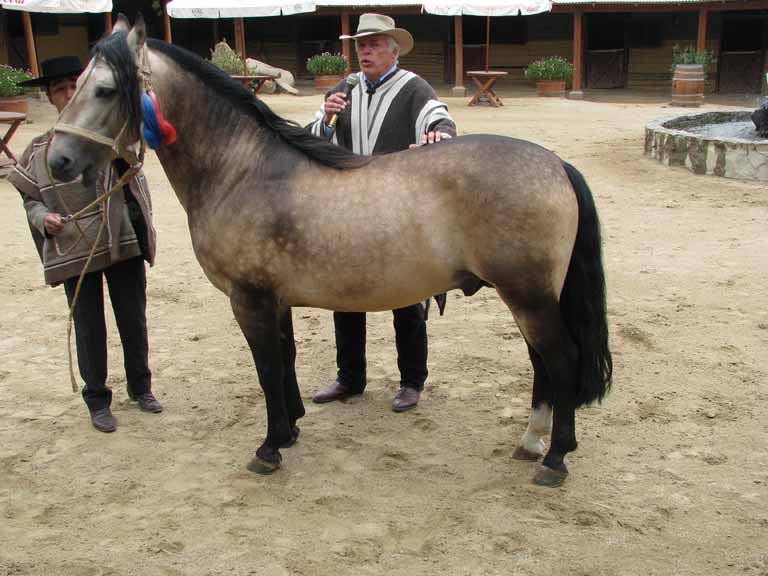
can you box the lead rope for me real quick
[49,48,149,393]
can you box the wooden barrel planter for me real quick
[671,64,705,107]
[536,80,566,97]
[313,74,344,94]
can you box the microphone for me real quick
[328,75,359,129]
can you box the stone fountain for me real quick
[645,100,768,181]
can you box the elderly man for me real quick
[309,14,457,412]
[8,56,162,432]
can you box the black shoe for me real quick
[392,386,421,412]
[90,407,117,433]
[134,392,163,413]
[312,380,363,404]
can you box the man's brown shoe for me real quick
[135,392,163,413]
[392,387,421,412]
[90,407,117,433]
[312,380,363,404]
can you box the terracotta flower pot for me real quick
[536,80,566,97]
[313,74,344,94]
[0,94,29,114]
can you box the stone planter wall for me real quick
[645,112,768,182]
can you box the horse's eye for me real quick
[95,86,116,98]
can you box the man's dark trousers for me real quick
[64,256,151,411]
[333,303,428,392]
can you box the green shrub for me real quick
[671,45,715,71]
[210,40,244,75]
[524,56,573,82]
[306,53,347,76]
[0,64,33,97]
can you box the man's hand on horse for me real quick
[410,131,452,148]
[43,213,64,236]
[323,92,349,125]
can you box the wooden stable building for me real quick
[168,0,768,95]
[3,0,767,94]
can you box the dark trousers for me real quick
[334,303,428,393]
[63,256,151,411]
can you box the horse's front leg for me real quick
[230,287,293,474]
[279,308,305,447]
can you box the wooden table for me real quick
[0,111,26,166]
[231,75,272,94]
[467,70,508,107]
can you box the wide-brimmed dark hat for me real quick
[17,56,84,88]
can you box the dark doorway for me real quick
[586,14,627,88]
[719,15,764,94]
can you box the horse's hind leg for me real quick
[512,343,552,461]
[279,308,305,447]
[230,287,293,474]
[501,295,579,487]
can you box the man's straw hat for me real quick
[339,13,414,57]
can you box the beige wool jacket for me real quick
[8,132,156,286]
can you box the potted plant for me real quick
[210,39,246,76]
[524,56,573,97]
[306,52,347,92]
[670,45,715,107]
[0,64,33,113]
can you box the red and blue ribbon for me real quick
[141,90,176,149]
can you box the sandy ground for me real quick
[0,86,767,576]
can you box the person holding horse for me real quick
[8,56,162,433]
[309,13,457,412]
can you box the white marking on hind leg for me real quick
[519,404,552,456]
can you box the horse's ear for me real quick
[127,12,147,51]
[113,13,130,34]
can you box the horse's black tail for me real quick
[560,161,613,407]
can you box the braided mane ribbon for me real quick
[141,90,176,149]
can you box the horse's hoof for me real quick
[533,466,568,488]
[512,446,543,461]
[246,455,281,474]
[281,425,300,448]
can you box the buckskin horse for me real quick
[47,15,612,487]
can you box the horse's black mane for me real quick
[93,31,142,141]
[93,33,371,170]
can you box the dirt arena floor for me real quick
[1,85,766,576]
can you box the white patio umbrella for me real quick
[423,0,552,71]
[0,0,113,76]
[166,0,315,18]
[166,0,316,74]
[0,0,111,12]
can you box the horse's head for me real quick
[48,14,146,186]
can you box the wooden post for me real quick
[697,9,708,52]
[453,15,465,97]
[163,0,172,43]
[22,11,38,77]
[235,17,247,74]
[104,12,113,34]
[570,11,583,98]
[341,12,351,73]
[484,15,490,71]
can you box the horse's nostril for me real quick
[49,154,73,177]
